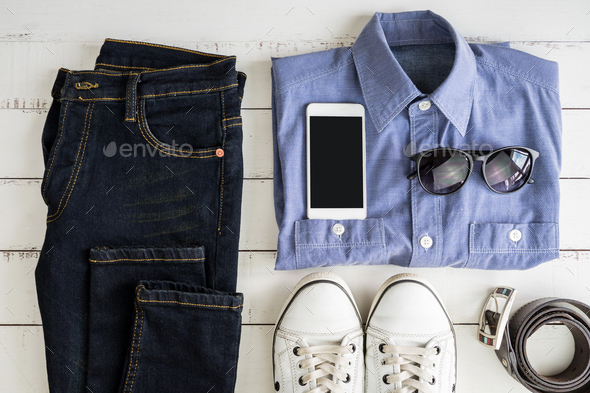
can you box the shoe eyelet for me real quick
[435,346,441,355]
[429,377,436,385]
[274,381,280,391]
[379,343,386,353]
[381,359,386,366]
[344,373,351,383]
[293,346,300,356]
[297,362,302,369]
[382,375,390,385]
[299,376,307,386]
[350,343,356,353]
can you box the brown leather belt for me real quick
[486,298,590,393]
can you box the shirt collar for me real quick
[352,11,476,136]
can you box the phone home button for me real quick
[332,223,345,236]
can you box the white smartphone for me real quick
[306,103,367,220]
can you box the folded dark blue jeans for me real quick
[35,38,246,393]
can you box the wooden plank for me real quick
[0,323,574,393]
[3,250,590,325]
[0,109,273,180]
[0,41,589,110]
[0,178,587,251]
[1,0,589,42]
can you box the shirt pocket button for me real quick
[509,229,522,242]
[332,223,345,236]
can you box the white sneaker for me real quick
[365,274,457,393]
[272,272,364,393]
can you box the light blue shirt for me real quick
[271,10,561,270]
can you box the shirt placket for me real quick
[408,98,442,267]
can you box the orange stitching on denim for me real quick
[42,101,69,200]
[47,102,92,221]
[218,91,227,234]
[136,103,221,159]
[130,296,144,392]
[89,257,205,263]
[237,71,247,79]
[125,73,138,121]
[47,103,94,223]
[138,298,243,309]
[69,84,238,102]
[223,116,241,121]
[67,58,234,76]
[123,294,140,393]
[105,38,226,59]
[95,63,156,70]
[68,71,128,77]
[223,123,242,129]
[140,58,236,74]
[73,97,126,101]
[139,83,238,98]
[75,82,99,90]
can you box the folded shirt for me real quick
[271,10,562,271]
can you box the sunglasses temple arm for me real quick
[407,171,418,180]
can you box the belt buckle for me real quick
[478,287,517,350]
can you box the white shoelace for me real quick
[381,344,439,393]
[295,344,354,393]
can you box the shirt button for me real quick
[419,101,431,111]
[420,236,433,249]
[509,229,522,242]
[332,223,345,236]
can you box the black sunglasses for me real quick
[407,146,539,195]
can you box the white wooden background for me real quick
[1,1,589,392]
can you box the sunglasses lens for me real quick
[418,151,470,194]
[484,148,532,193]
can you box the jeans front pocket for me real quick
[86,245,208,393]
[294,218,386,268]
[137,92,232,159]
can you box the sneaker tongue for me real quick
[389,335,441,348]
[300,334,353,348]
[301,336,345,347]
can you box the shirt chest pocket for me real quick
[467,222,559,269]
[294,218,386,269]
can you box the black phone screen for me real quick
[309,116,364,209]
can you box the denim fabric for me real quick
[271,11,562,270]
[36,38,246,393]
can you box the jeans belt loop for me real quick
[124,72,141,122]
